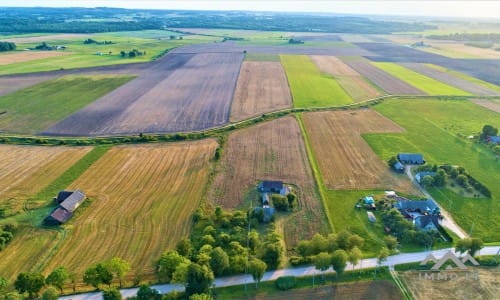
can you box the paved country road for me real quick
[59,246,500,300]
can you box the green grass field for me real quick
[364,99,500,242]
[281,55,352,108]
[0,75,134,134]
[0,34,214,75]
[372,62,471,95]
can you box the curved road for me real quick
[59,246,500,300]
[405,166,468,239]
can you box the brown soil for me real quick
[209,116,329,246]
[302,109,418,193]
[310,55,359,76]
[230,61,292,122]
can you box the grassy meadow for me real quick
[364,99,500,242]
[0,75,134,134]
[372,62,471,95]
[280,55,353,108]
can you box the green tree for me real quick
[14,272,45,299]
[348,247,363,271]
[136,284,161,300]
[330,250,348,279]
[209,247,229,276]
[83,263,113,289]
[376,247,390,276]
[457,238,484,256]
[185,263,214,297]
[387,156,398,168]
[189,294,213,300]
[158,250,190,282]
[348,234,364,250]
[456,174,468,187]
[172,262,191,287]
[286,192,297,209]
[0,276,8,291]
[383,236,398,250]
[248,258,267,288]
[313,252,331,281]
[272,194,289,211]
[45,266,68,293]
[107,257,130,287]
[469,238,484,256]
[176,238,193,258]
[259,242,282,269]
[433,169,447,187]
[481,124,498,140]
[455,238,470,255]
[42,287,59,300]
[103,287,122,300]
[69,272,77,293]
[420,175,434,188]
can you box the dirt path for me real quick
[405,166,469,239]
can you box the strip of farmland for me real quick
[230,61,292,122]
[0,51,71,66]
[372,62,470,95]
[342,58,424,95]
[400,63,499,96]
[44,140,217,276]
[209,117,329,246]
[44,53,243,136]
[302,109,417,193]
[281,55,352,108]
[310,55,383,101]
[471,99,500,113]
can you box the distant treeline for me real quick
[0,7,435,34]
[427,33,500,43]
[0,41,16,52]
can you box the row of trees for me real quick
[0,42,16,52]
[0,222,17,251]
[120,49,146,58]
[83,38,114,45]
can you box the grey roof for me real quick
[48,207,73,224]
[59,190,86,213]
[55,190,74,203]
[395,199,438,212]
[397,153,424,164]
[415,215,440,229]
[258,180,283,192]
[488,136,500,143]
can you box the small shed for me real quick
[397,153,425,165]
[393,161,405,172]
[385,191,397,198]
[367,211,376,223]
[363,196,375,205]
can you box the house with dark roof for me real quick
[45,190,86,225]
[394,198,439,215]
[258,181,283,193]
[397,153,425,165]
[414,215,440,231]
[393,161,405,172]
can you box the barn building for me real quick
[397,153,425,165]
[45,190,86,225]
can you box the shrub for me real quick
[275,276,296,290]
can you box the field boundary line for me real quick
[389,267,413,300]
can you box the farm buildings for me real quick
[45,190,86,225]
[397,153,425,165]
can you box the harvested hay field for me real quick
[44,140,217,276]
[342,58,424,95]
[302,110,417,192]
[400,267,500,300]
[0,51,72,66]
[471,98,500,113]
[3,33,86,43]
[230,61,292,122]
[45,52,243,135]
[236,280,401,300]
[0,145,92,216]
[209,116,329,246]
[310,55,383,101]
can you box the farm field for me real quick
[43,140,218,276]
[310,55,383,101]
[45,52,243,135]
[0,75,134,134]
[425,64,500,93]
[301,110,416,192]
[421,42,500,59]
[400,63,499,95]
[371,62,470,95]
[364,99,500,242]
[472,98,500,113]
[230,61,292,122]
[342,57,424,95]
[0,145,92,217]
[0,51,71,66]
[209,116,329,246]
[280,55,352,108]
[400,267,500,300]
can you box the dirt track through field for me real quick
[44,140,217,276]
[401,63,499,95]
[230,61,292,121]
[342,58,425,95]
[209,116,329,246]
[311,55,382,101]
[302,110,417,193]
[44,52,243,135]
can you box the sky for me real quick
[1,1,500,19]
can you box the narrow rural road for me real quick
[405,166,469,239]
[59,246,500,300]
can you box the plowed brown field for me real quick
[209,116,329,246]
[44,140,217,276]
[0,51,71,66]
[310,55,382,101]
[302,110,417,192]
[471,99,500,113]
[0,145,92,216]
[230,61,292,122]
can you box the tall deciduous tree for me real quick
[157,250,190,282]
[313,252,331,281]
[330,250,348,279]
[102,287,122,300]
[45,266,69,293]
[348,247,363,271]
[14,272,45,299]
[248,258,267,288]
[185,263,214,296]
[209,247,229,276]
[107,257,130,287]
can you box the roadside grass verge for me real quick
[280,55,352,108]
[372,62,471,95]
[0,75,135,134]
